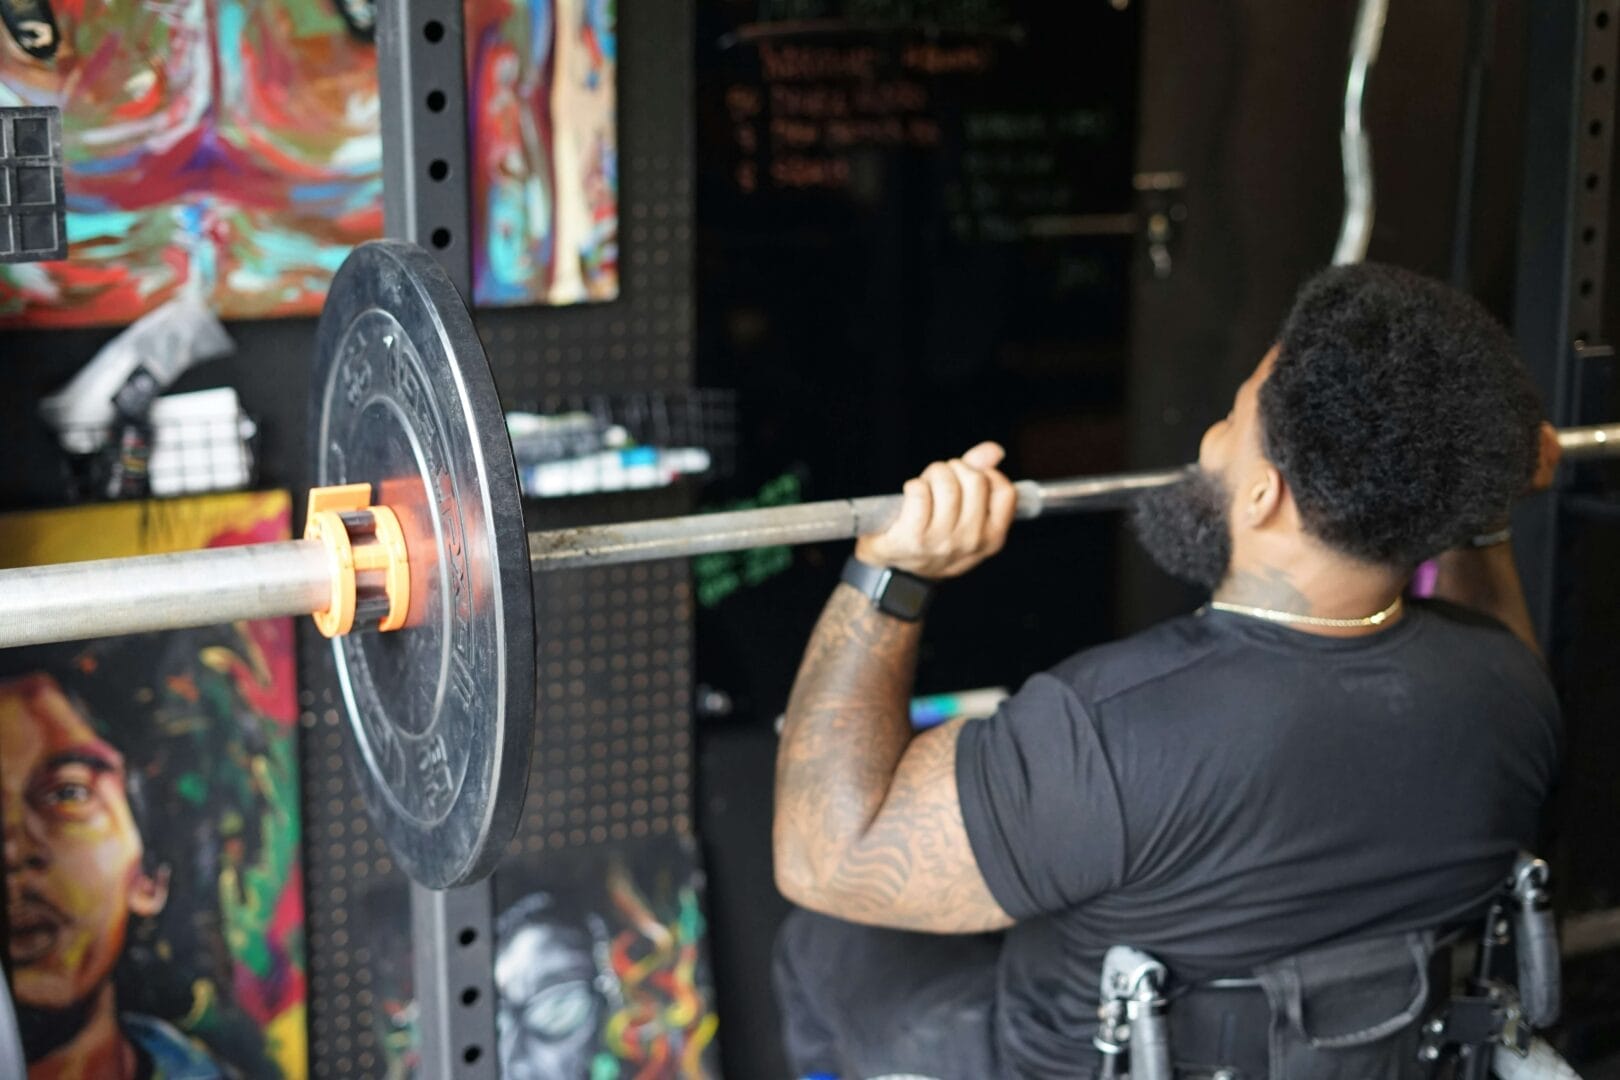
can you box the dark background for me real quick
[692,2,1142,1072]
[3,1,1619,1077]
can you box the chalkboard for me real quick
[694,0,1143,718]
[713,5,1134,213]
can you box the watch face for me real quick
[881,572,932,618]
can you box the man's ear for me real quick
[129,864,171,918]
[1243,462,1286,529]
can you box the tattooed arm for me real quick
[772,444,1017,933]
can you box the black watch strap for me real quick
[840,555,935,622]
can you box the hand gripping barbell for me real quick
[0,241,1613,889]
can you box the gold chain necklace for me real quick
[1207,594,1403,629]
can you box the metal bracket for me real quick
[1418,986,1531,1065]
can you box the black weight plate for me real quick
[311,240,535,889]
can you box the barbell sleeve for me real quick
[0,540,333,650]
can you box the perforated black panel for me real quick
[488,0,696,849]
[299,1,695,1075]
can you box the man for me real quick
[1,672,220,1080]
[772,263,1561,1078]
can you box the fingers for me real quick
[894,477,933,540]
[856,443,1016,578]
[984,465,1017,556]
[922,461,964,545]
[949,458,990,553]
[1537,422,1562,490]
[962,441,1005,472]
[1522,421,1562,494]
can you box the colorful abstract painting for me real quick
[0,492,307,1079]
[0,0,616,328]
[467,0,619,306]
[0,1,382,326]
[365,836,721,1079]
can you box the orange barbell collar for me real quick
[304,483,411,638]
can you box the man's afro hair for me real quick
[1260,262,1543,567]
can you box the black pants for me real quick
[773,909,1003,1080]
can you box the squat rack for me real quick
[373,3,501,1075]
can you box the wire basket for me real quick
[53,390,259,502]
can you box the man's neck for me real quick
[25,982,139,1080]
[1214,550,1406,637]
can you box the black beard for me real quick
[1129,470,1233,593]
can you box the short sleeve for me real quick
[954,672,1127,919]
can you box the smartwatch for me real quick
[840,556,935,622]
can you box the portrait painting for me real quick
[0,491,306,1079]
[364,836,720,1079]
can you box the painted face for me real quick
[495,918,602,1080]
[0,675,166,1011]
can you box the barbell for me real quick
[0,240,1614,889]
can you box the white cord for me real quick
[1333,0,1390,265]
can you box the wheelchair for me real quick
[1093,854,1577,1080]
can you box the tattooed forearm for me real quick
[773,586,1013,933]
[774,585,921,898]
[826,724,1011,932]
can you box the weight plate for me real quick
[312,240,535,889]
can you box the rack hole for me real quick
[461,987,480,1006]
[426,89,447,113]
[457,926,477,946]
[1596,66,1608,83]
[1587,173,1602,191]
[432,227,453,250]
[1592,118,1606,138]
[1584,226,1599,244]
[424,20,444,42]
[1580,279,1595,297]
[463,1046,483,1064]
[429,159,449,181]
[1599,10,1612,28]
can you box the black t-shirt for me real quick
[955,600,1560,1079]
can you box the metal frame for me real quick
[1512,0,1616,651]
[375,1,499,1075]
[378,0,476,297]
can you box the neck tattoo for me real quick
[1207,593,1403,629]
